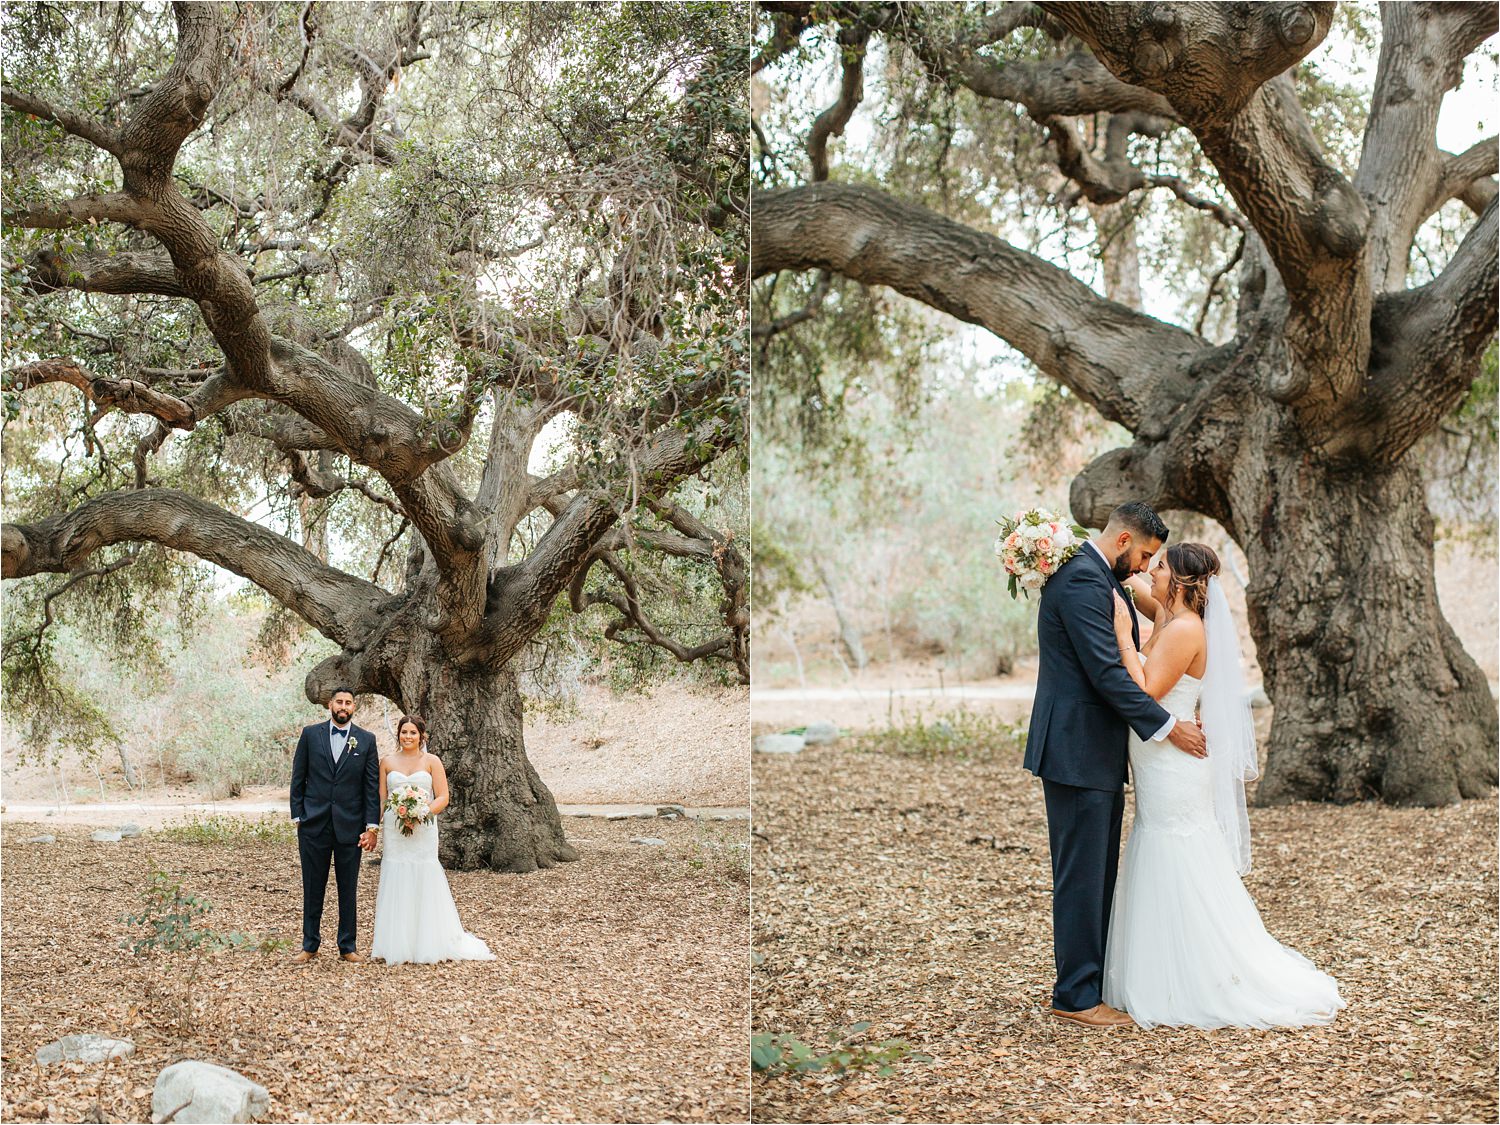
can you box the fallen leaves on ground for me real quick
[2,818,748,1123]
[751,744,1497,1123]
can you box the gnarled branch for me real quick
[2,488,388,647]
[753,181,1205,434]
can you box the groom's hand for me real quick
[1168,720,1208,759]
[358,829,378,851]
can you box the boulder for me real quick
[754,733,806,755]
[117,824,144,838]
[801,721,841,745]
[25,835,56,844]
[89,830,123,843]
[629,836,668,846]
[36,1034,135,1066]
[152,1061,269,1124]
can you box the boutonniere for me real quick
[1122,585,1137,604]
[347,735,359,752]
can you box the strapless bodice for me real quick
[387,769,433,796]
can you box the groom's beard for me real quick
[332,709,352,724]
[1112,555,1135,582]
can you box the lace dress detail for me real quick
[370,770,495,965]
[1102,660,1344,1028]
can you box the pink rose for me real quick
[1038,557,1052,573]
[1035,537,1053,553]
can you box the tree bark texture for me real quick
[753,1,1499,806]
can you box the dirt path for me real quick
[3,681,750,817]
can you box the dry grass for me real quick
[751,742,1498,1123]
[2,817,748,1123]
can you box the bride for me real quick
[1103,543,1344,1028]
[370,715,495,965]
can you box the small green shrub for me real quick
[854,709,1028,761]
[752,1024,932,1077]
[119,869,278,956]
[680,820,750,886]
[158,813,296,846]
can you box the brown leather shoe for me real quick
[292,950,318,964]
[1050,1002,1135,1028]
[339,952,368,964]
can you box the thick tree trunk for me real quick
[400,651,579,872]
[311,592,581,873]
[1239,453,1497,806]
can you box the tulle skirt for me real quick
[370,814,495,966]
[1102,815,1345,1029]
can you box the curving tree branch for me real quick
[753,181,1205,434]
[5,360,197,428]
[2,87,122,155]
[2,488,389,647]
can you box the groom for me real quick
[1023,501,1206,1027]
[289,688,380,963]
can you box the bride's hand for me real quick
[1111,591,1134,642]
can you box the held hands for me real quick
[358,829,379,852]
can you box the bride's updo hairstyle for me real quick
[396,715,428,745]
[1165,542,1220,618]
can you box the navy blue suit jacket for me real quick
[289,722,380,844]
[1023,546,1172,791]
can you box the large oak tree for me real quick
[753,1,1497,806]
[2,1,748,869]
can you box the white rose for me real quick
[1054,528,1074,548]
[1019,570,1045,590]
[1022,524,1044,541]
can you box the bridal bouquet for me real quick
[385,785,432,836]
[994,508,1089,599]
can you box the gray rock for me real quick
[152,1061,269,1124]
[117,823,144,838]
[36,1034,135,1066]
[1249,687,1271,709]
[802,721,841,745]
[90,830,123,843]
[629,836,668,846]
[606,811,656,821]
[655,804,686,819]
[754,733,806,755]
[930,719,956,739]
[25,835,56,844]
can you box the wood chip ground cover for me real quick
[751,744,1498,1123]
[2,819,749,1123]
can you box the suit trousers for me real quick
[1042,778,1125,1012]
[298,822,362,954]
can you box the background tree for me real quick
[753,1,1497,806]
[2,1,749,870]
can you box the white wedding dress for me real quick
[370,770,495,965]
[1103,663,1345,1028]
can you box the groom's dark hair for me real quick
[1109,501,1169,544]
[329,686,356,700]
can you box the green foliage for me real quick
[755,360,1064,676]
[2,1,749,745]
[853,709,1029,762]
[751,1025,932,1077]
[158,813,297,847]
[119,869,283,956]
[675,820,750,887]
